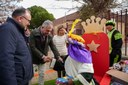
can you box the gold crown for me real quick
[81,16,106,33]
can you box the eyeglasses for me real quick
[22,16,31,23]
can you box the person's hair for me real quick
[41,20,53,28]
[57,25,65,35]
[12,7,30,18]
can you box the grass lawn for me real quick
[33,79,56,85]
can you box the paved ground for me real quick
[30,44,128,85]
[30,62,57,85]
[30,50,58,85]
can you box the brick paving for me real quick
[30,45,128,85]
[31,50,58,85]
[30,62,57,85]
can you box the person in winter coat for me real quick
[0,7,33,85]
[29,20,62,85]
[105,20,123,67]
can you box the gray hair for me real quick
[41,20,53,28]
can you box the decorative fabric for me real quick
[68,39,92,63]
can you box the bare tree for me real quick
[78,0,123,20]
[55,0,126,20]
[0,0,22,23]
[116,0,128,10]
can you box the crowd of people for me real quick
[0,7,123,85]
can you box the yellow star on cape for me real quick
[87,40,100,52]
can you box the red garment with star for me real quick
[82,32,109,83]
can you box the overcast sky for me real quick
[19,0,82,19]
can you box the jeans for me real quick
[38,64,45,85]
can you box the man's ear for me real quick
[19,20,21,22]
[19,16,23,22]
[15,16,21,22]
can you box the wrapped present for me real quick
[112,60,128,73]
[56,76,73,85]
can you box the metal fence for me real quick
[76,9,128,56]
[105,9,128,56]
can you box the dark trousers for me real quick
[110,53,121,67]
[57,55,68,78]
[25,82,29,85]
[57,70,66,78]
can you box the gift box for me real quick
[56,76,73,85]
[106,69,128,85]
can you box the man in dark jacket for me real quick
[106,20,123,67]
[29,20,62,85]
[0,8,33,85]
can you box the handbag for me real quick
[50,58,64,71]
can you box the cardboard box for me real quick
[106,69,128,85]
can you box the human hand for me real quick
[68,38,73,44]
[46,56,52,61]
[58,57,63,63]
[42,56,52,62]
[64,29,67,34]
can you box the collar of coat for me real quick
[6,17,25,35]
[33,27,41,36]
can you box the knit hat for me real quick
[105,20,115,27]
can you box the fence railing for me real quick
[76,9,128,56]
[106,9,128,56]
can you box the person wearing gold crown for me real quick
[56,19,98,85]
